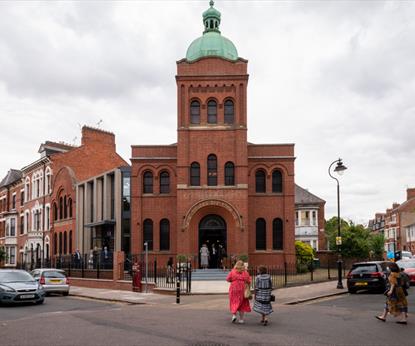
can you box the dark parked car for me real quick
[0,270,46,305]
[346,261,396,294]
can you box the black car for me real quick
[346,261,396,294]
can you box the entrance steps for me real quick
[191,268,230,281]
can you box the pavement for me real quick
[69,279,348,305]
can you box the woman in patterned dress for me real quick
[253,266,273,325]
[376,264,408,324]
[226,260,252,324]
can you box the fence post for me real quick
[176,263,181,304]
[81,254,85,278]
[68,256,71,277]
[284,262,288,287]
[97,255,100,279]
[188,261,192,294]
[328,256,331,280]
[154,260,157,286]
[310,258,314,282]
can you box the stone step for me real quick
[191,269,230,281]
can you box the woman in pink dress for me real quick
[226,260,252,324]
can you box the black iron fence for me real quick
[123,254,192,293]
[16,253,114,279]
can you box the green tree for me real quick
[325,216,349,250]
[369,233,385,260]
[0,246,6,264]
[325,217,384,259]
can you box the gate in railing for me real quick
[124,254,192,293]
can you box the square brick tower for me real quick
[131,1,295,267]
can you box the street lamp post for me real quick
[328,158,347,289]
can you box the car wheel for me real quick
[63,292,69,296]
[348,288,357,294]
[35,299,44,305]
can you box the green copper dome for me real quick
[186,1,238,62]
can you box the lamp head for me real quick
[334,159,347,176]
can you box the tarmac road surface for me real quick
[1,291,414,345]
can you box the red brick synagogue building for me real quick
[130,2,296,267]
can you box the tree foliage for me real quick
[295,241,314,272]
[325,217,385,259]
[0,247,6,262]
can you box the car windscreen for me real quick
[0,271,35,283]
[397,261,415,269]
[351,264,378,273]
[43,271,66,278]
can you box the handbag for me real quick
[270,294,275,302]
[244,283,252,300]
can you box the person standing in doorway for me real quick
[211,243,217,268]
[226,260,252,324]
[253,265,273,325]
[200,244,209,269]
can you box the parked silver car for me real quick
[31,269,70,296]
[0,270,45,305]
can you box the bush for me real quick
[295,241,314,273]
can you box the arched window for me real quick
[224,100,234,124]
[190,100,200,124]
[256,218,266,250]
[68,198,73,218]
[207,100,217,124]
[255,170,266,193]
[59,232,62,255]
[159,219,170,251]
[64,196,67,219]
[59,197,63,220]
[25,177,30,202]
[190,162,200,186]
[143,219,153,251]
[224,162,235,186]
[53,233,57,255]
[63,231,67,254]
[273,218,283,250]
[45,168,51,195]
[143,171,153,194]
[53,203,58,221]
[207,154,217,186]
[69,230,73,254]
[272,170,283,193]
[159,171,170,194]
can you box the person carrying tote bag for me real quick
[253,265,274,326]
[226,260,252,324]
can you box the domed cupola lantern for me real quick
[203,0,221,33]
[186,1,239,62]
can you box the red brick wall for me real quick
[131,56,296,267]
[51,127,128,255]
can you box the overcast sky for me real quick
[0,0,414,224]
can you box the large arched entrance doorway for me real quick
[199,214,227,269]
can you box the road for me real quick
[1,291,414,345]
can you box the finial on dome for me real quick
[209,0,214,7]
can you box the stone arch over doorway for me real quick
[181,199,246,267]
[182,198,244,231]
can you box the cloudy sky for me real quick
[0,0,414,224]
